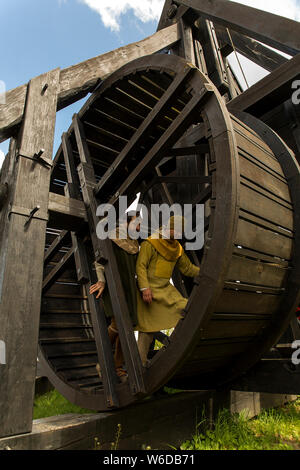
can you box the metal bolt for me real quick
[167,4,178,18]
[41,83,48,95]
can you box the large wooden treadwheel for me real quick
[38,54,300,410]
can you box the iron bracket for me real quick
[17,149,53,169]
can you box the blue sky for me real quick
[0,0,300,166]
[0,0,159,161]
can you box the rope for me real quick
[226,28,250,89]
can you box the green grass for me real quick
[34,390,300,451]
[33,389,97,420]
[180,397,300,450]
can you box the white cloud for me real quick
[79,0,164,31]
[0,150,4,169]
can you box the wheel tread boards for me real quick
[171,115,294,381]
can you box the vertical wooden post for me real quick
[61,130,119,407]
[73,114,146,397]
[62,132,89,284]
[196,18,229,95]
[178,18,196,65]
[0,68,60,438]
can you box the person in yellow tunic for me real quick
[90,213,140,382]
[136,215,200,365]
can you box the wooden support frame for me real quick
[194,18,229,94]
[1,0,300,426]
[176,0,300,56]
[216,27,288,72]
[0,68,60,438]
[175,18,197,65]
[228,53,300,116]
[48,192,87,231]
[73,114,146,399]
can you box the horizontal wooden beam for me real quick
[176,0,300,56]
[227,53,300,117]
[216,26,288,72]
[0,23,180,143]
[48,192,87,231]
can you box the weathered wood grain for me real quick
[216,27,288,72]
[0,68,60,438]
[228,54,300,116]
[48,192,87,231]
[177,0,300,56]
[75,115,146,400]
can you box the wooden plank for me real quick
[235,217,293,261]
[195,18,229,94]
[48,192,87,231]
[224,281,285,296]
[239,182,293,232]
[190,339,252,360]
[233,245,289,268]
[228,54,300,116]
[203,315,269,340]
[0,85,28,143]
[177,18,196,65]
[216,27,288,72]
[225,255,289,289]
[239,153,291,203]
[235,136,284,180]
[177,0,300,56]
[0,68,60,438]
[215,290,281,315]
[0,24,181,143]
[0,138,18,260]
[74,116,146,398]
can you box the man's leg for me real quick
[137,331,154,366]
[108,316,118,343]
[96,317,119,379]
